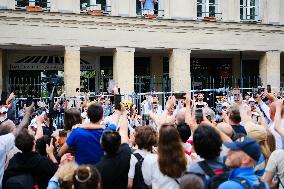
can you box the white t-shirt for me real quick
[265,149,284,189]
[268,119,284,150]
[0,133,15,189]
[142,154,192,189]
[128,149,152,179]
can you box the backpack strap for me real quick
[198,161,215,177]
[232,177,252,189]
[232,177,266,189]
[133,153,144,162]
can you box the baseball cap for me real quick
[104,123,117,132]
[224,137,261,162]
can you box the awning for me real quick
[9,56,95,71]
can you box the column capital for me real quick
[65,46,80,51]
[266,50,281,54]
[114,47,135,53]
[170,49,191,54]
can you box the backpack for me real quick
[197,160,230,189]
[5,174,35,189]
[132,153,148,189]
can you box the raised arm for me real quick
[119,107,129,144]
[14,103,34,136]
[274,99,284,138]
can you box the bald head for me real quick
[217,122,233,138]
[176,108,186,125]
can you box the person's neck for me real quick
[90,121,101,126]
[229,120,240,126]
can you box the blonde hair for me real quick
[245,121,271,163]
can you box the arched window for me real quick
[240,0,259,21]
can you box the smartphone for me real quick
[26,97,34,107]
[195,108,203,124]
[249,101,255,110]
[216,103,222,115]
[174,92,186,100]
[114,95,122,110]
[142,114,150,125]
[267,85,271,93]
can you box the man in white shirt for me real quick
[0,103,34,189]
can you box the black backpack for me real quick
[5,174,34,189]
[132,153,148,189]
[198,160,230,189]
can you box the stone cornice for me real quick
[0,10,284,34]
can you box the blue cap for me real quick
[104,123,117,132]
[224,137,261,162]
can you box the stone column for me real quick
[64,46,81,96]
[113,47,135,95]
[259,51,281,92]
[169,49,191,92]
[151,55,163,91]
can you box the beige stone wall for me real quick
[1,0,284,25]
[259,51,281,92]
[50,0,80,14]
[0,11,283,52]
[113,48,135,95]
[169,0,196,20]
[64,46,81,96]
[169,49,191,92]
[221,0,240,22]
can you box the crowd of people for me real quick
[1,86,284,189]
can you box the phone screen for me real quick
[142,114,150,125]
[267,85,271,93]
[174,93,186,100]
[114,95,121,110]
[195,108,203,124]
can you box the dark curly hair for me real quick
[193,126,222,160]
[135,126,157,152]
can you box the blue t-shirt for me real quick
[218,167,269,189]
[144,0,154,11]
[66,128,104,165]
